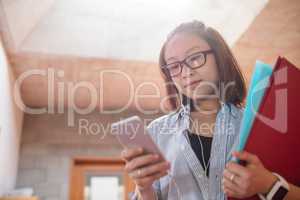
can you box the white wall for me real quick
[19,0,268,61]
[0,37,24,195]
[0,0,55,51]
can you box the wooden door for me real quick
[69,157,135,200]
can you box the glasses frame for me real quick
[162,49,214,77]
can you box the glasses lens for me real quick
[186,53,205,68]
[166,63,181,76]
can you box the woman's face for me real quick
[164,33,220,101]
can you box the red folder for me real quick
[230,57,300,200]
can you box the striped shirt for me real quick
[130,102,244,200]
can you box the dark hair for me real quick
[158,20,246,112]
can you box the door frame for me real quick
[69,157,135,200]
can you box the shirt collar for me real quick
[175,101,227,120]
[174,101,230,133]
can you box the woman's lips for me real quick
[184,79,202,88]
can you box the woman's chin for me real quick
[184,89,218,101]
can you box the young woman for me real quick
[121,21,300,200]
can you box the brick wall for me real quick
[232,0,300,85]
[16,111,161,200]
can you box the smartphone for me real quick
[111,116,166,161]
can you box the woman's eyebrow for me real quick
[185,46,201,56]
[166,57,177,62]
[166,46,201,62]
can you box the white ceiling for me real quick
[2,0,268,61]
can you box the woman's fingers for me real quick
[125,154,160,173]
[223,186,242,198]
[223,169,243,186]
[130,161,170,179]
[135,170,168,189]
[226,161,250,178]
[121,147,144,162]
[120,147,169,190]
[222,176,243,197]
[223,168,252,198]
[232,151,260,165]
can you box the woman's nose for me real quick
[181,63,194,79]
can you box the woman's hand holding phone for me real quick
[121,147,170,198]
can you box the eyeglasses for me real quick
[162,49,214,77]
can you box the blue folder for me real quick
[234,61,273,161]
